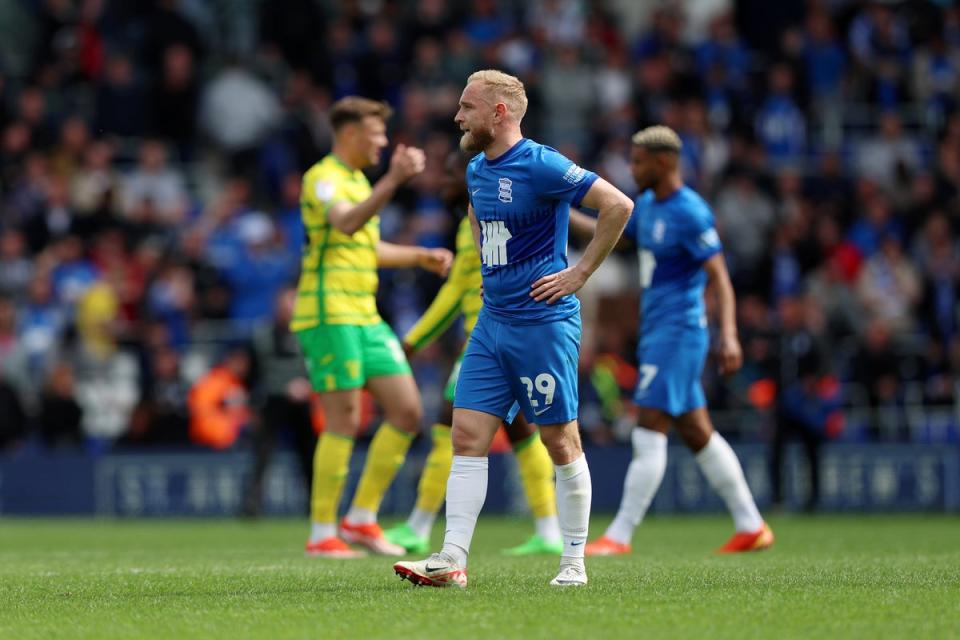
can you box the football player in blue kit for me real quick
[394,69,633,588]
[579,126,774,556]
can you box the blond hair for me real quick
[329,96,393,132]
[467,69,528,122]
[631,125,683,153]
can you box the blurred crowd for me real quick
[0,0,958,457]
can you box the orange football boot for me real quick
[304,536,366,558]
[716,522,775,554]
[584,536,632,556]
[340,519,407,556]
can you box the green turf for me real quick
[1,515,958,639]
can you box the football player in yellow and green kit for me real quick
[383,151,563,556]
[295,97,452,558]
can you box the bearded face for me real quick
[459,125,495,153]
[455,83,498,153]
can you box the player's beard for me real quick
[460,126,494,152]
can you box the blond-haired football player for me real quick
[394,70,633,587]
[384,151,563,557]
[295,96,452,558]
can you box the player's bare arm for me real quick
[327,144,426,235]
[376,241,452,276]
[530,178,632,303]
[704,252,742,375]
[568,207,633,250]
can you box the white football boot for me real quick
[394,552,468,588]
[550,564,588,587]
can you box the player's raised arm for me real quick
[327,144,425,235]
[704,253,742,375]
[531,178,633,303]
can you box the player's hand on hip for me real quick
[530,266,588,304]
[717,334,743,375]
[419,247,453,276]
[388,144,426,183]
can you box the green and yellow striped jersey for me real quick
[404,216,483,351]
[291,154,380,330]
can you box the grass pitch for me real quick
[1,515,957,639]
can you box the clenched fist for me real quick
[388,144,426,183]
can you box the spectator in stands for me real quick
[852,318,903,408]
[95,54,148,138]
[146,261,195,349]
[855,112,923,186]
[847,193,903,259]
[755,63,806,168]
[714,168,777,291]
[18,271,62,386]
[17,161,66,253]
[802,8,846,105]
[152,44,199,157]
[17,86,54,150]
[695,11,749,93]
[219,211,298,330]
[71,282,140,442]
[37,360,84,450]
[0,228,33,301]
[69,140,121,234]
[848,1,911,106]
[804,217,865,335]
[124,346,190,446]
[120,139,190,229]
[49,116,90,181]
[856,234,921,333]
[50,234,99,312]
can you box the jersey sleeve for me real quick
[465,158,480,210]
[531,147,599,207]
[681,204,722,263]
[403,251,470,351]
[301,167,348,226]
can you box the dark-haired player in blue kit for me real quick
[394,70,633,588]
[573,126,774,556]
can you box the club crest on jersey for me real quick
[653,219,666,244]
[498,177,513,203]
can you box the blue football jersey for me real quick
[466,138,598,323]
[624,186,722,334]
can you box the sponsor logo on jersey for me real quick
[562,164,587,185]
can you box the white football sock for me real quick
[407,508,437,539]
[695,432,764,532]
[344,506,376,525]
[535,515,562,543]
[309,522,336,543]
[440,455,488,567]
[555,454,591,566]
[605,427,668,545]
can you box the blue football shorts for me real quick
[454,311,581,425]
[633,328,709,417]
